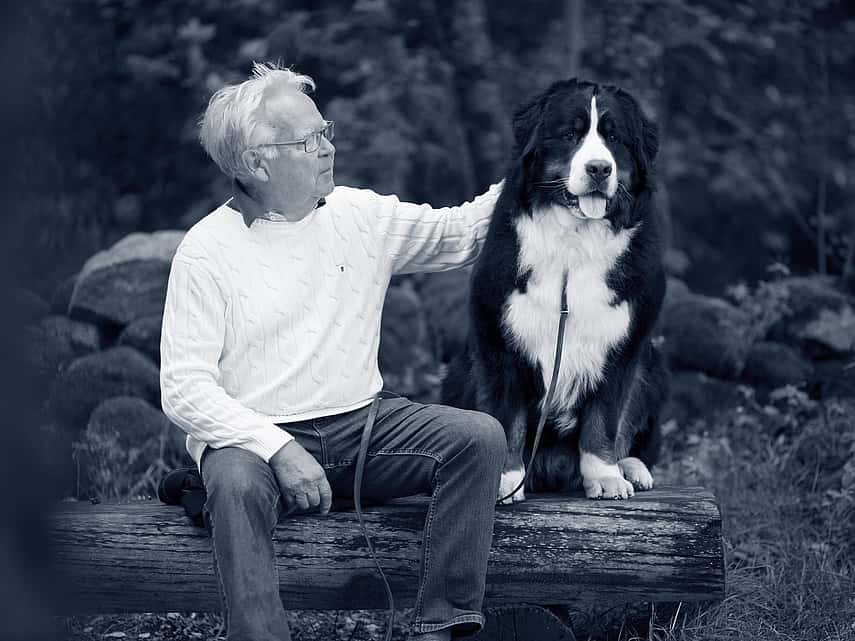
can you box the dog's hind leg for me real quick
[497,410,528,504]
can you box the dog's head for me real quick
[511,79,658,223]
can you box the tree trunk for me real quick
[51,487,724,616]
[441,0,511,190]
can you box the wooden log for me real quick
[50,486,723,616]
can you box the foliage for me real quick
[652,387,855,641]
[723,264,794,368]
[21,0,855,298]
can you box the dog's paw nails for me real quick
[617,457,654,491]
[583,475,634,500]
[498,467,526,504]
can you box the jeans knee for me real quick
[202,448,279,515]
[462,411,507,469]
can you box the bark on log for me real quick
[50,486,723,615]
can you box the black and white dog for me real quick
[442,79,668,503]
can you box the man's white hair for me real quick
[199,62,316,179]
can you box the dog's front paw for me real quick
[583,475,635,500]
[618,457,654,491]
[498,467,526,504]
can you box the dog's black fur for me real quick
[441,79,669,498]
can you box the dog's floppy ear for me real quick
[616,88,659,168]
[512,93,547,160]
[640,112,659,166]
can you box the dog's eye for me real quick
[607,133,619,143]
[565,131,578,141]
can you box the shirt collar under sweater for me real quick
[230,179,326,228]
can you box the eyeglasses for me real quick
[259,121,335,154]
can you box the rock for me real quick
[49,273,78,314]
[741,341,813,387]
[87,396,186,459]
[118,314,163,363]
[809,358,855,399]
[24,316,102,383]
[69,260,172,328]
[661,293,752,379]
[661,370,746,427]
[419,268,472,363]
[68,230,185,326]
[48,346,160,427]
[33,315,101,356]
[78,230,185,278]
[770,276,855,358]
[24,324,76,384]
[12,287,49,324]
[77,397,188,498]
[798,307,855,356]
[658,277,692,334]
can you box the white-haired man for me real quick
[160,63,506,641]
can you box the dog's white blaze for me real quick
[567,95,618,198]
[503,207,634,417]
[580,451,622,481]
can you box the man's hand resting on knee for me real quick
[269,441,332,515]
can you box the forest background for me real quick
[2,1,855,640]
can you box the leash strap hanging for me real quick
[497,270,569,504]
[354,390,399,641]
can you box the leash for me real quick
[353,271,569,636]
[497,270,569,504]
[354,390,400,641]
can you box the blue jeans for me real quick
[200,397,507,640]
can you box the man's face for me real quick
[258,88,335,206]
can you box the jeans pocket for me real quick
[277,420,326,466]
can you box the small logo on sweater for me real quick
[338,264,345,273]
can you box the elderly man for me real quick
[159,62,506,641]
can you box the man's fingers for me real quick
[319,479,332,514]
[295,493,310,511]
[306,487,321,509]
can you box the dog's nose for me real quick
[585,160,612,180]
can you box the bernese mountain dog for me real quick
[442,79,669,503]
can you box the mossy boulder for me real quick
[68,231,184,326]
[49,346,160,428]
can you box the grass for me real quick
[57,385,855,641]
[638,387,855,641]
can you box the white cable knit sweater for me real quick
[160,183,502,470]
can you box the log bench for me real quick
[51,486,724,640]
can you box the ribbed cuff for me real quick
[245,424,294,463]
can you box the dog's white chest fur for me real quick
[503,207,634,416]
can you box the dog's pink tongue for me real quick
[579,194,607,218]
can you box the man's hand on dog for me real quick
[270,440,332,514]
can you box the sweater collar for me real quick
[231,179,326,228]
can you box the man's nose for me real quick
[320,136,335,155]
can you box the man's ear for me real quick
[240,148,270,182]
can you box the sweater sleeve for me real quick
[358,181,503,275]
[160,254,293,463]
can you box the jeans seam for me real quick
[311,421,328,466]
[368,448,444,464]
[412,462,442,622]
[323,460,352,469]
[411,613,486,634]
[206,507,230,632]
